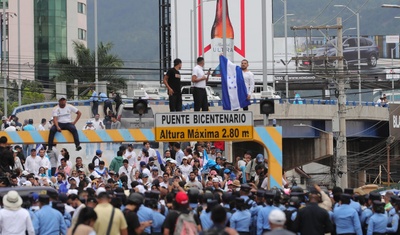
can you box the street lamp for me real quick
[272,13,294,91]
[293,123,341,186]
[334,5,361,105]
[343,27,356,34]
[382,4,400,8]
[94,0,99,93]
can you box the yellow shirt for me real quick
[94,203,127,235]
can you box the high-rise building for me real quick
[7,0,87,82]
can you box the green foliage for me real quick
[0,80,45,115]
[53,41,126,97]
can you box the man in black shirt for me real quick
[124,193,152,235]
[0,136,14,175]
[293,188,333,235]
[163,58,182,112]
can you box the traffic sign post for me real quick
[154,112,254,142]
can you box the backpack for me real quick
[173,211,198,235]
[92,156,99,166]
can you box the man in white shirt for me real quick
[174,143,184,166]
[139,142,156,163]
[48,95,82,152]
[25,149,41,175]
[38,149,50,176]
[191,57,210,111]
[91,114,104,150]
[124,144,137,167]
[118,159,133,187]
[4,121,16,132]
[37,118,47,131]
[241,59,254,111]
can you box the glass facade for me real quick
[0,0,8,9]
[34,0,67,82]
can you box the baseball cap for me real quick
[170,160,177,165]
[140,161,147,167]
[175,192,189,205]
[58,95,67,101]
[268,209,286,225]
[256,154,264,163]
[149,157,155,162]
[127,144,133,147]
[212,178,219,183]
[142,173,149,178]
[151,167,159,171]
[182,156,188,160]
[96,150,102,155]
[1,116,7,121]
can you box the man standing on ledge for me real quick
[192,57,210,111]
[241,59,254,111]
[48,95,82,152]
[163,58,182,112]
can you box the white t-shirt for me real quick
[179,164,193,178]
[124,149,137,166]
[52,104,79,123]
[92,119,104,130]
[192,65,206,88]
[37,124,46,131]
[4,126,16,132]
[243,71,255,96]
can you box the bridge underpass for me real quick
[10,100,393,187]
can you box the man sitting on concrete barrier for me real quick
[48,95,82,152]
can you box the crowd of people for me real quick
[0,134,399,235]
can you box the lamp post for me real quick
[283,0,289,101]
[272,13,294,91]
[343,27,356,34]
[382,4,400,8]
[391,43,400,102]
[334,5,361,105]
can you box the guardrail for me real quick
[11,98,388,115]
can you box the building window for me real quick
[78,2,86,14]
[78,28,86,40]
[0,0,8,9]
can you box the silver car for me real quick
[117,104,154,128]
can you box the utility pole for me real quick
[291,18,347,188]
[2,0,7,117]
[336,17,348,188]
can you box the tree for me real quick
[53,41,125,97]
[0,80,46,115]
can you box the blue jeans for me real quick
[48,123,80,149]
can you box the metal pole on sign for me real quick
[94,0,99,93]
[222,0,226,57]
[201,0,204,57]
[193,0,197,59]
[174,0,178,58]
[2,0,7,117]
[18,0,21,106]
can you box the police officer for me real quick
[221,192,233,225]
[361,192,381,233]
[188,188,200,212]
[284,192,303,233]
[367,200,387,235]
[332,193,363,235]
[230,198,252,235]
[200,199,218,230]
[240,183,256,208]
[249,190,265,235]
[257,190,279,235]
[386,197,400,234]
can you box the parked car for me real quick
[251,85,281,99]
[181,85,221,104]
[301,37,379,68]
[117,104,154,128]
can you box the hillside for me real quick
[86,0,400,80]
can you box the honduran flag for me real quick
[219,55,251,111]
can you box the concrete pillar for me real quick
[98,81,108,96]
[55,81,67,100]
[126,80,136,98]
[74,79,78,100]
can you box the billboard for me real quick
[171,0,273,83]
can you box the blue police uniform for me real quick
[230,209,252,234]
[240,195,256,208]
[361,207,373,226]
[367,213,388,235]
[332,204,363,235]
[137,205,154,234]
[223,204,233,225]
[199,210,213,230]
[33,205,67,235]
[250,204,264,235]
[386,213,399,234]
[256,206,278,235]
[151,211,165,234]
[350,199,362,216]
[388,207,396,225]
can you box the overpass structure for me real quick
[8,99,392,187]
